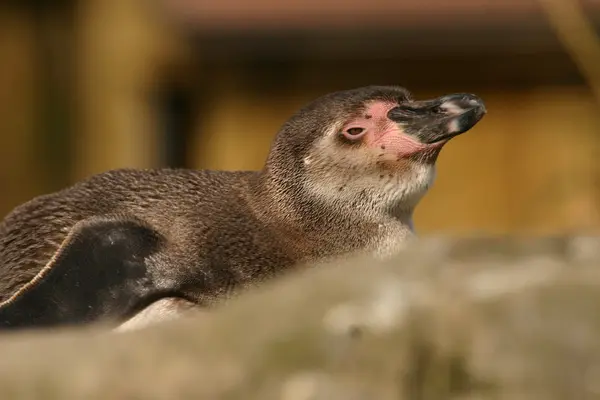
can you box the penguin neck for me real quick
[248,169,416,260]
[250,164,417,234]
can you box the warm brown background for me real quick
[1,0,600,235]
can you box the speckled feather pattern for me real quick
[3,169,324,303]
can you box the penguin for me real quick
[0,85,486,331]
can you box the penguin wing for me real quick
[0,215,168,330]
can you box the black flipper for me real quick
[0,215,168,330]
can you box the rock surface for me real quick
[0,235,600,399]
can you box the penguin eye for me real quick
[347,128,364,135]
[343,127,366,139]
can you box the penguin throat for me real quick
[300,169,429,221]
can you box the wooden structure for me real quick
[1,0,600,235]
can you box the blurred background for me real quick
[1,0,600,235]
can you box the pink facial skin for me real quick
[340,101,446,159]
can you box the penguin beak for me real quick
[387,93,486,145]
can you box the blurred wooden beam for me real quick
[0,7,42,216]
[30,0,76,192]
[73,0,155,180]
[538,0,600,232]
[72,0,189,180]
[163,0,600,31]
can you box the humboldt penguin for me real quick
[0,85,486,331]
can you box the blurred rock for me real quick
[0,235,600,399]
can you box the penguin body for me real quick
[0,86,486,330]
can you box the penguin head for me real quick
[266,85,486,215]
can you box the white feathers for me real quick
[441,100,467,134]
[447,118,461,134]
[439,100,465,115]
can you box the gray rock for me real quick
[0,235,599,400]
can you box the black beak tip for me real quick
[436,93,487,140]
[469,96,487,116]
[453,94,487,127]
